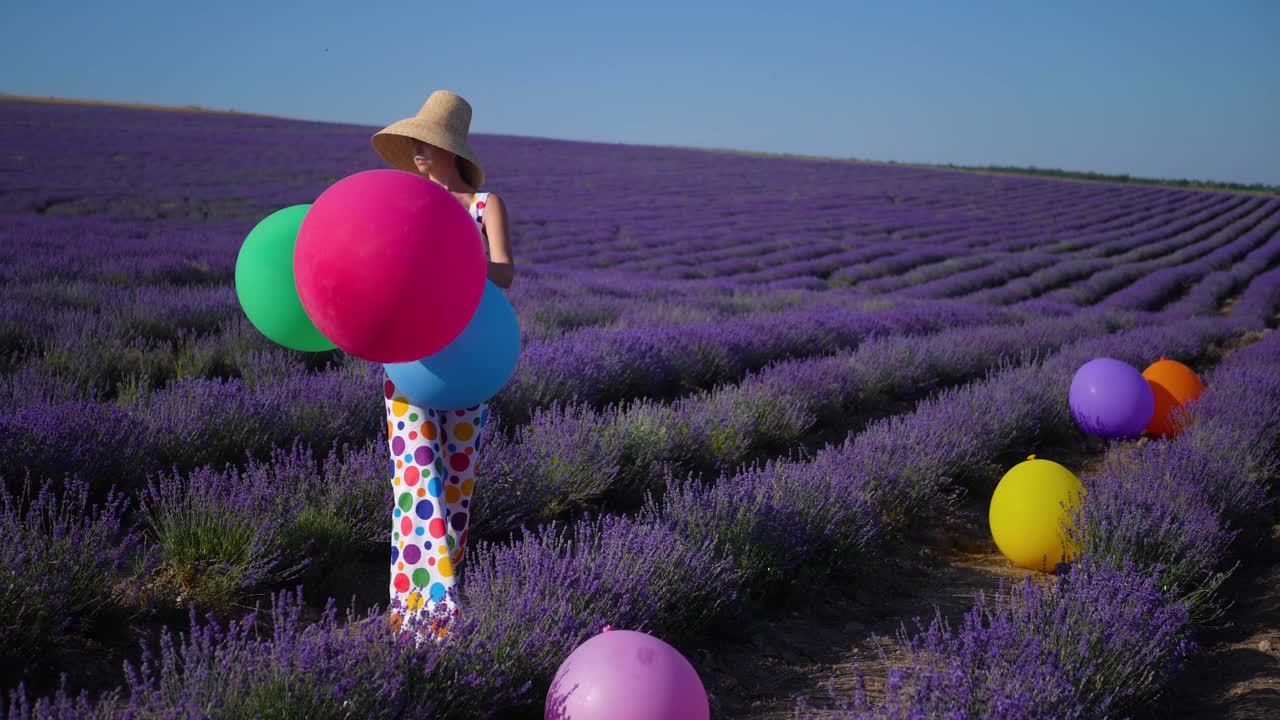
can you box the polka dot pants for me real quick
[383,372,488,639]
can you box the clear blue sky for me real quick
[3,0,1277,185]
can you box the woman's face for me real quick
[410,139,454,175]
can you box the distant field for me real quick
[1,96,1277,719]
[8,91,1275,196]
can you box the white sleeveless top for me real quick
[468,192,491,257]
[468,193,490,230]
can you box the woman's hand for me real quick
[482,193,515,289]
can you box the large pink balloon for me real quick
[294,170,487,363]
[546,629,709,720]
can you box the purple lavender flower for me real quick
[0,477,137,680]
[808,561,1193,719]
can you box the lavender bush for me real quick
[140,462,310,612]
[3,588,449,720]
[479,310,1133,532]
[800,561,1194,719]
[0,478,137,678]
[431,514,740,716]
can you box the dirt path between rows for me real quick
[1143,523,1280,720]
[689,507,1027,719]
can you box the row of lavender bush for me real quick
[473,309,1133,534]
[1099,209,1280,311]
[858,194,1269,303]
[546,182,1121,274]
[964,195,1275,308]
[0,259,863,391]
[0,298,1018,496]
[658,184,1230,284]
[831,191,1240,290]
[493,296,1016,424]
[965,207,1278,313]
[1164,219,1280,316]
[1035,197,1277,307]
[959,194,1263,305]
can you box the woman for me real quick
[371,90,514,641]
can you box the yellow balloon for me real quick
[989,455,1084,573]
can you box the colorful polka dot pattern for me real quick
[384,372,488,639]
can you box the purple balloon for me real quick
[1069,358,1155,439]
[546,629,709,720]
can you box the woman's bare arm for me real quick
[482,193,515,289]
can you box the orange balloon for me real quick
[1143,358,1205,437]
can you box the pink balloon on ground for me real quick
[546,630,709,720]
[294,169,487,363]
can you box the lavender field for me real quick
[2,97,1279,719]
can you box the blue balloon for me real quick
[384,281,521,410]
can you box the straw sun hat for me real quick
[371,90,485,188]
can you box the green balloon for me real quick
[235,205,336,352]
